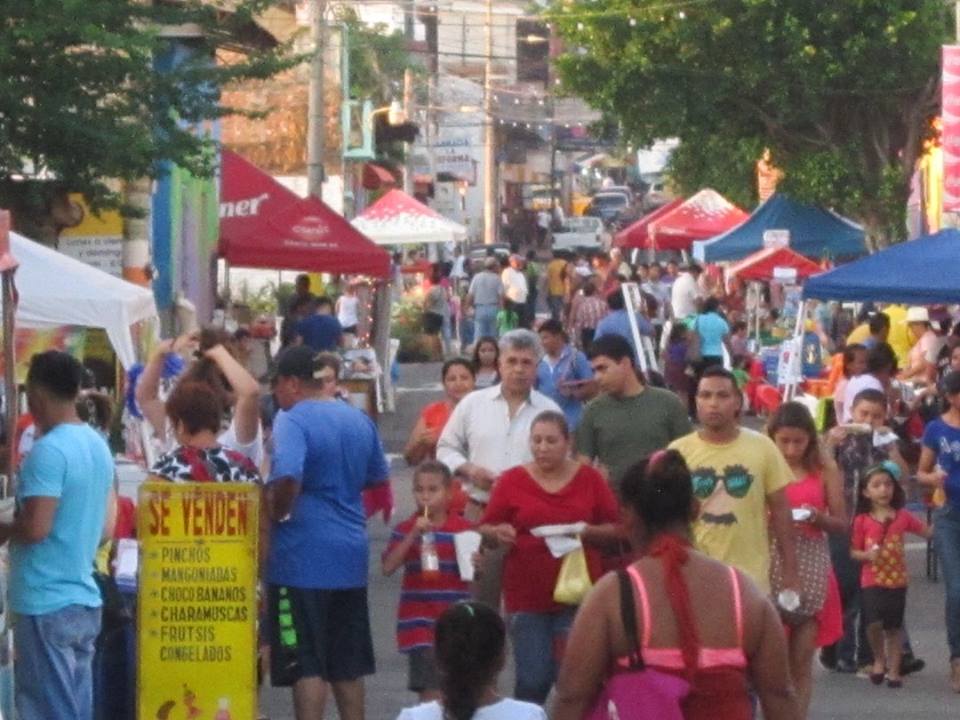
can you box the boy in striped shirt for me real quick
[383,461,473,700]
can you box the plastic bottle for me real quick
[420,532,440,578]
[214,698,232,720]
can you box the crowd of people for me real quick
[7,250,960,720]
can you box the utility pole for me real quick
[403,67,415,195]
[307,0,328,199]
[482,0,497,245]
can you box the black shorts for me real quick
[862,586,907,631]
[407,646,439,693]
[423,312,444,334]
[267,585,375,685]
[342,324,358,335]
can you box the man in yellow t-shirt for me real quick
[545,252,569,321]
[670,366,798,594]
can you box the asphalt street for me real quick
[260,362,960,719]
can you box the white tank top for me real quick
[337,295,360,327]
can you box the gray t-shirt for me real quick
[575,386,692,486]
[469,271,503,306]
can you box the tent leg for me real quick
[784,299,806,402]
[2,270,16,492]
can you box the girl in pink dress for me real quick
[768,402,846,718]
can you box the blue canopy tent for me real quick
[692,194,867,263]
[803,229,960,304]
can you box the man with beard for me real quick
[670,366,799,599]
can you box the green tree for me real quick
[0,0,295,240]
[553,0,951,247]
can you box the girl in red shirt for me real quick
[851,461,932,688]
[479,410,620,705]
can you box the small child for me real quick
[833,343,867,426]
[662,321,690,402]
[396,602,546,720]
[850,461,932,688]
[496,307,518,336]
[383,461,473,701]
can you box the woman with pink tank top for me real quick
[768,403,846,718]
[553,450,799,720]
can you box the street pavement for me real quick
[261,362,960,719]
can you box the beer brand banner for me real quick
[942,46,960,211]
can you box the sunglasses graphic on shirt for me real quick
[691,465,754,499]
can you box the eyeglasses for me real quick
[691,465,754,500]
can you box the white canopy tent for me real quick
[7,232,157,368]
[352,189,467,245]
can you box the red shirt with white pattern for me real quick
[851,509,926,589]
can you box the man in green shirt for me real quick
[575,334,692,486]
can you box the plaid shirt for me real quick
[570,295,609,336]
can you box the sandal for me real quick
[869,672,885,685]
[886,678,903,689]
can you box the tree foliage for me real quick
[552,0,951,245]
[0,0,295,234]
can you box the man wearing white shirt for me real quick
[670,263,704,321]
[501,255,530,328]
[437,329,560,603]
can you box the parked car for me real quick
[642,181,672,212]
[585,192,631,225]
[467,242,511,270]
[552,216,608,252]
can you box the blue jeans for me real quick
[509,608,576,704]
[15,605,102,720]
[935,505,960,660]
[547,295,564,321]
[474,304,498,340]
[829,531,869,666]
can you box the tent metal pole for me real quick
[3,269,16,493]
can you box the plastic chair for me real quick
[755,384,782,415]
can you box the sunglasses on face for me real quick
[691,465,753,500]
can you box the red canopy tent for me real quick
[219,150,390,277]
[612,198,683,249]
[726,246,823,283]
[646,189,749,251]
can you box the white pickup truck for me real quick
[552,216,608,251]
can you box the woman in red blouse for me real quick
[403,359,476,466]
[479,410,620,705]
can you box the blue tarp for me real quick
[803,229,960,305]
[692,194,867,263]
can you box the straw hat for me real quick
[905,306,930,324]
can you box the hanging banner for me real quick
[137,482,259,720]
[942,46,960,211]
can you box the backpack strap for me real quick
[617,569,646,671]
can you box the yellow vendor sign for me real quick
[137,482,259,720]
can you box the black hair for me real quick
[414,460,453,486]
[851,387,887,410]
[538,318,566,337]
[668,322,689,344]
[27,350,84,401]
[315,295,334,309]
[855,465,906,515]
[866,342,898,375]
[842,343,867,378]
[868,312,891,335]
[607,290,625,311]
[582,281,597,297]
[944,371,960,397]
[587,334,635,367]
[767,402,821,472]
[435,603,506,720]
[703,296,721,314]
[531,409,570,440]
[76,391,113,431]
[442,358,475,381]
[731,320,748,334]
[620,450,693,536]
[471,336,500,372]
[699,365,740,393]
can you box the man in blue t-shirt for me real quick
[267,346,390,720]
[295,296,343,352]
[1,351,114,720]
